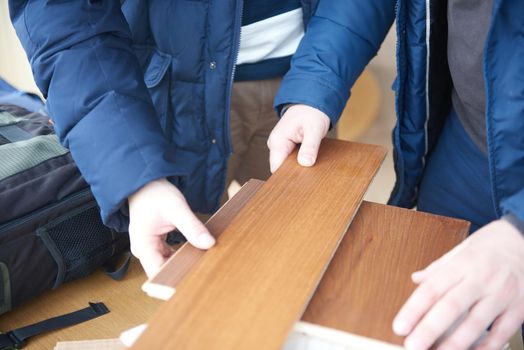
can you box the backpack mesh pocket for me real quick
[38,203,115,285]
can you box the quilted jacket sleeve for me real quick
[9,1,182,231]
[274,0,396,125]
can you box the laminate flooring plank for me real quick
[142,182,469,349]
[142,179,265,299]
[131,139,386,350]
[300,201,469,346]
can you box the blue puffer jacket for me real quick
[8,0,318,231]
[275,0,524,225]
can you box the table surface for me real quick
[0,257,162,349]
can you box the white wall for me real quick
[0,1,40,94]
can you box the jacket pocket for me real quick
[134,46,173,138]
[171,81,210,152]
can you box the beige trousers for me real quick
[220,77,281,203]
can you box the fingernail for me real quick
[197,233,216,248]
[393,318,409,336]
[299,155,314,166]
[405,337,424,350]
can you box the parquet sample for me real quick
[144,184,469,349]
[298,201,469,346]
[132,139,386,350]
[142,179,264,299]
[54,339,125,350]
[285,322,404,350]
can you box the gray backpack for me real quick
[0,103,129,315]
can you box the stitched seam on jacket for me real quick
[282,73,348,102]
[21,0,37,55]
[313,15,376,51]
[484,1,501,216]
[422,0,430,167]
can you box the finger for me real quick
[412,257,447,283]
[412,243,467,283]
[297,127,323,167]
[434,295,508,350]
[403,279,482,350]
[412,261,441,284]
[393,270,462,337]
[130,228,173,278]
[476,304,524,350]
[267,132,297,173]
[167,202,215,250]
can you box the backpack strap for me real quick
[104,252,132,281]
[0,302,109,349]
[0,125,32,143]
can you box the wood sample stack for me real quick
[289,200,468,349]
[133,139,469,350]
[132,139,385,349]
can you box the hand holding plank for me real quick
[268,104,330,173]
[393,219,524,350]
[128,178,215,277]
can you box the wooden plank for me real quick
[143,183,469,349]
[54,339,125,350]
[298,201,469,346]
[142,179,265,299]
[131,139,386,350]
[285,322,404,350]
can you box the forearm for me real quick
[9,1,181,230]
[274,0,396,124]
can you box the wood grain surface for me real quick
[0,259,162,350]
[301,201,469,345]
[131,139,386,350]
[143,179,265,299]
[144,180,469,348]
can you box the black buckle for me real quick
[0,332,24,350]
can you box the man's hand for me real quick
[267,104,330,173]
[128,178,215,278]
[393,219,524,350]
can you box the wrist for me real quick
[280,104,297,117]
[128,178,168,204]
[502,213,524,238]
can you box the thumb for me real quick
[297,128,323,167]
[167,202,215,250]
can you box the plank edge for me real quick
[290,321,404,350]
[141,282,175,300]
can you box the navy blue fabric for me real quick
[236,1,302,81]
[275,1,396,125]
[242,0,301,26]
[275,0,524,227]
[8,0,317,232]
[0,78,45,114]
[417,109,497,233]
[235,56,292,82]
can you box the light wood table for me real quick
[0,257,161,349]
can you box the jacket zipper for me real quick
[0,188,94,234]
[390,0,405,205]
[224,0,244,156]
